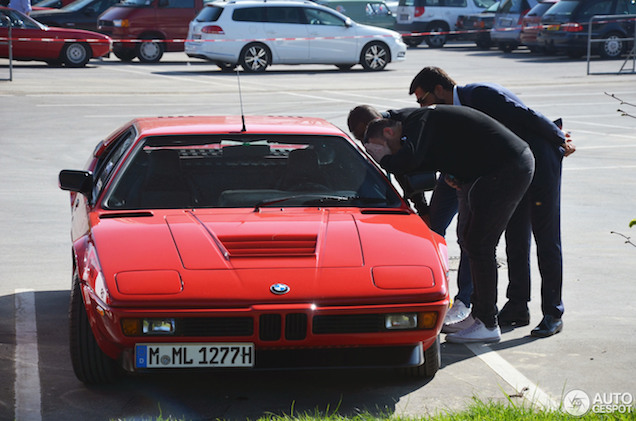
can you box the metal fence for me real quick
[1,15,12,81]
[587,13,636,75]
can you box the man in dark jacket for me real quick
[364,105,534,343]
[409,66,574,338]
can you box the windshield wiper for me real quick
[254,194,352,211]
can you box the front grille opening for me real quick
[259,314,282,341]
[285,313,307,340]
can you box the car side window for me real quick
[233,6,266,22]
[92,130,136,204]
[304,8,347,25]
[266,6,304,24]
[577,0,613,19]
[616,0,636,14]
[167,0,194,8]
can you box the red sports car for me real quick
[59,115,450,384]
[0,6,111,67]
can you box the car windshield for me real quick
[0,8,46,29]
[61,0,105,11]
[104,134,403,210]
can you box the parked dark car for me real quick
[456,1,500,48]
[31,0,120,32]
[520,0,558,52]
[537,0,636,58]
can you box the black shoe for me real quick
[531,315,563,338]
[497,301,530,327]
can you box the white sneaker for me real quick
[441,300,471,333]
[442,312,475,333]
[445,318,501,344]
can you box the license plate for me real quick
[546,24,560,31]
[500,18,513,27]
[135,343,254,368]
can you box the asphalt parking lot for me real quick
[1,44,636,420]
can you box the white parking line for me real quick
[465,343,560,411]
[14,289,42,421]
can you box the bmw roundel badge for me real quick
[270,283,290,295]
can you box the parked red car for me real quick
[519,0,558,52]
[59,115,450,384]
[98,0,210,63]
[0,6,111,66]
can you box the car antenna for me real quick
[236,69,247,132]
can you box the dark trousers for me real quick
[429,177,472,307]
[505,140,564,318]
[460,147,535,328]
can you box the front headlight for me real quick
[122,318,176,336]
[113,19,130,28]
[385,313,418,329]
[385,312,438,330]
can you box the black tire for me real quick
[239,43,271,72]
[360,41,389,71]
[114,49,137,62]
[136,39,164,63]
[404,37,423,47]
[476,39,493,50]
[61,42,90,67]
[498,42,517,53]
[69,274,119,384]
[401,336,441,378]
[424,22,449,48]
[216,61,237,72]
[599,32,626,59]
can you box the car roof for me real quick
[126,115,349,137]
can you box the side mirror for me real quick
[344,17,353,27]
[59,170,93,197]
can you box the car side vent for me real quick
[285,313,307,340]
[220,234,317,257]
[259,314,282,341]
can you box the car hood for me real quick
[31,9,71,18]
[91,208,447,306]
[38,25,110,38]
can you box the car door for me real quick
[263,6,309,62]
[302,6,358,62]
[158,0,198,41]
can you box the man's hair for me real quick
[347,105,382,133]
[363,118,398,144]
[409,66,457,95]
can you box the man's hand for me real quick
[364,142,391,163]
[563,132,576,157]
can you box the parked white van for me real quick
[395,0,495,47]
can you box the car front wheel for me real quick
[400,336,441,378]
[240,43,271,72]
[137,39,164,63]
[599,32,626,59]
[69,273,120,384]
[424,22,449,48]
[360,42,389,71]
[61,42,90,67]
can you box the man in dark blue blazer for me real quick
[409,66,575,338]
